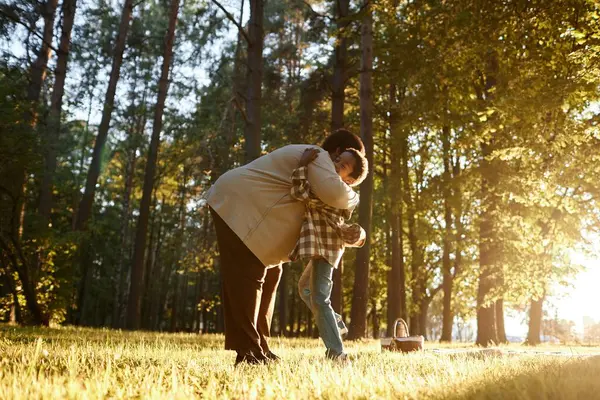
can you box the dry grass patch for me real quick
[1,325,599,399]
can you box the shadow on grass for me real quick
[452,355,600,400]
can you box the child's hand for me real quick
[299,148,319,167]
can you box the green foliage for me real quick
[1,0,599,340]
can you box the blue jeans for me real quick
[298,259,344,356]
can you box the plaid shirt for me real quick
[288,166,366,267]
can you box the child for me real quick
[289,148,368,361]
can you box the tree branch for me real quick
[0,7,59,53]
[295,0,333,22]
[0,184,22,240]
[350,0,371,20]
[232,95,248,124]
[8,234,29,274]
[0,235,23,276]
[429,283,443,299]
[235,89,247,103]
[210,0,250,45]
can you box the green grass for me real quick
[1,325,600,399]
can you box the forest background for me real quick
[2,0,600,346]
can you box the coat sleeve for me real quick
[306,151,359,210]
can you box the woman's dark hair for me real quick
[345,148,369,187]
[321,128,365,155]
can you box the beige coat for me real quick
[205,144,359,268]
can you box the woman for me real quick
[205,129,365,365]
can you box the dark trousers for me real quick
[211,209,283,355]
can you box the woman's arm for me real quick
[307,151,359,210]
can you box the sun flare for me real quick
[551,251,600,334]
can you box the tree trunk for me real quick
[243,0,264,162]
[330,0,349,132]
[156,261,174,330]
[193,272,203,332]
[419,297,432,340]
[348,3,373,340]
[172,170,188,331]
[476,144,499,346]
[192,214,211,332]
[220,0,245,170]
[371,300,379,338]
[495,298,508,343]
[179,265,190,331]
[112,85,143,329]
[9,0,59,327]
[295,300,302,336]
[74,0,135,321]
[170,272,180,331]
[312,320,319,339]
[441,125,454,342]
[141,196,158,324]
[452,156,463,290]
[24,0,58,126]
[387,209,406,333]
[476,54,500,347]
[76,241,95,325]
[74,0,134,231]
[149,260,164,330]
[39,0,76,221]
[402,135,419,335]
[526,296,544,345]
[143,200,163,329]
[387,84,406,337]
[2,272,22,324]
[202,308,209,333]
[0,238,47,325]
[216,271,225,332]
[289,286,296,336]
[330,0,349,313]
[398,106,420,334]
[278,265,288,335]
[112,149,137,327]
[71,95,94,229]
[126,0,180,330]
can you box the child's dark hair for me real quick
[345,148,368,187]
[322,128,365,155]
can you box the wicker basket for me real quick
[381,318,424,353]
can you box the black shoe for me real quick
[264,351,281,362]
[234,351,268,367]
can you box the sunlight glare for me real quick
[551,250,600,334]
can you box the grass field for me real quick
[1,325,600,399]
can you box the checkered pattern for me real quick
[288,166,366,267]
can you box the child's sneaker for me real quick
[334,353,350,364]
[335,313,348,336]
[326,349,351,364]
